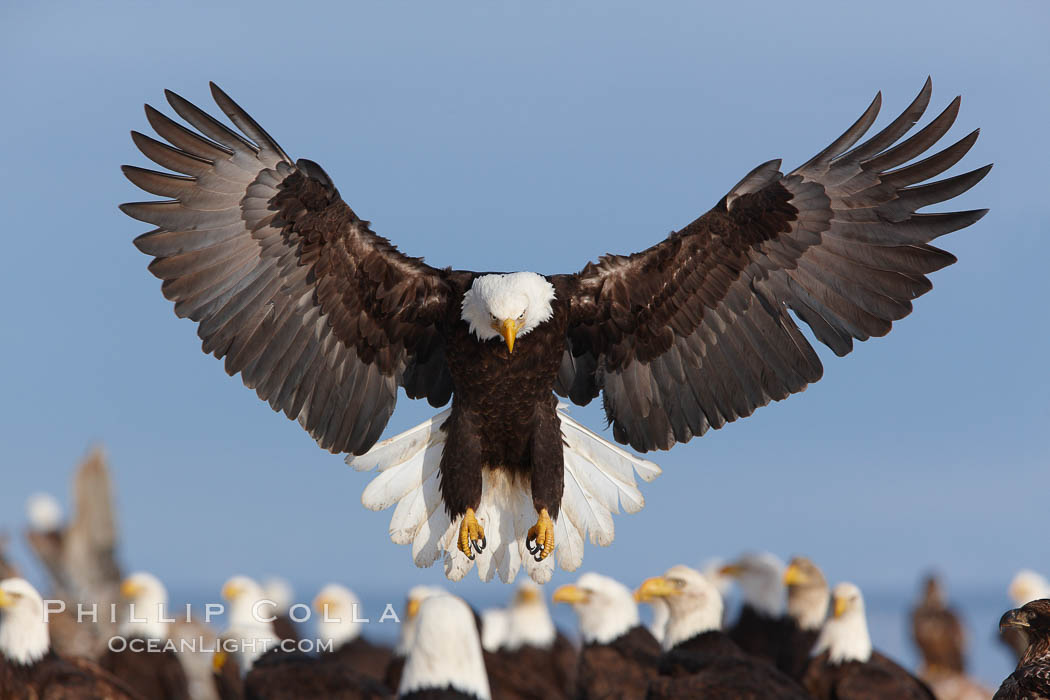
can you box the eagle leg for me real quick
[457,508,486,561]
[525,508,555,562]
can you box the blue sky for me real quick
[0,0,1047,667]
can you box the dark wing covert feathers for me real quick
[555,78,989,452]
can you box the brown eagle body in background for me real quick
[122,79,988,583]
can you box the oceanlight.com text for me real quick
[106,636,336,655]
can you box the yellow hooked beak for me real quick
[718,564,742,578]
[634,576,681,603]
[121,579,142,598]
[833,596,849,618]
[515,586,541,605]
[212,649,228,672]
[552,584,589,605]
[221,583,242,601]
[783,565,806,586]
[499,318,519,353]
[406,597,422,620]
[0,589,12,608]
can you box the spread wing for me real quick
[555,79,990,452]
[123,84,455,455]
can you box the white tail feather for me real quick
[348,404,661,583]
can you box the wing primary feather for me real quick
[130,131,213,175]
[145,104,233,159]
[793,92,881,173]
[164,89,260,154]
[862,96,961,173]
[209,82,292,163]
[880,130,981,189]
[838,77,933,163]
[887,164,993,215]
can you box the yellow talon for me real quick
[458,508,486,559]
[526,508,555,561]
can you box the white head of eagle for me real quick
[461,272,556,351]
[0,577,50,666]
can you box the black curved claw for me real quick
[466,548,475,561]
[533,552,545,562]
[526,535,539,555]
[471,536,486,556]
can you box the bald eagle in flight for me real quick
[123,79,988,583]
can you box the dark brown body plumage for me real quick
[383,655,405,694]
[271,615,300,645]
[651,630,809,699]
[440,285,571,518]
[400,689,481,700]
[326,637,395,687]
[726,605,796,669]
[212,653,244,700]
[574,625,660,700]
[99,645,189,699]
[1,651,142,699]
[803,649,935,700]
[235,648,391,700]
[779,622,820,681]
[484,631,576,700]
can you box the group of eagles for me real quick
[2,500,1049,700]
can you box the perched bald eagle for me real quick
[996,599,1050,700]
[482,582,577,699]
[398,595,491,700]
[99,572,190,700]
[804,582,935,700]
[123,79,988,582]
[1003,571,1050,659]
[783,555,830,681]
[634,566,810,699]
[911,575,991,700]
[553,573,661,700]
[719,552,795,668]
[312,584,393,686]
[0,578,141,699]
[384,585,447,691]
[261,577,301,645]
[910,574,968,676]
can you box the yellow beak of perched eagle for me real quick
[633,576,683,602]
[551,584,590,604]
[120,579,143,598]
[833,594,849,619]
